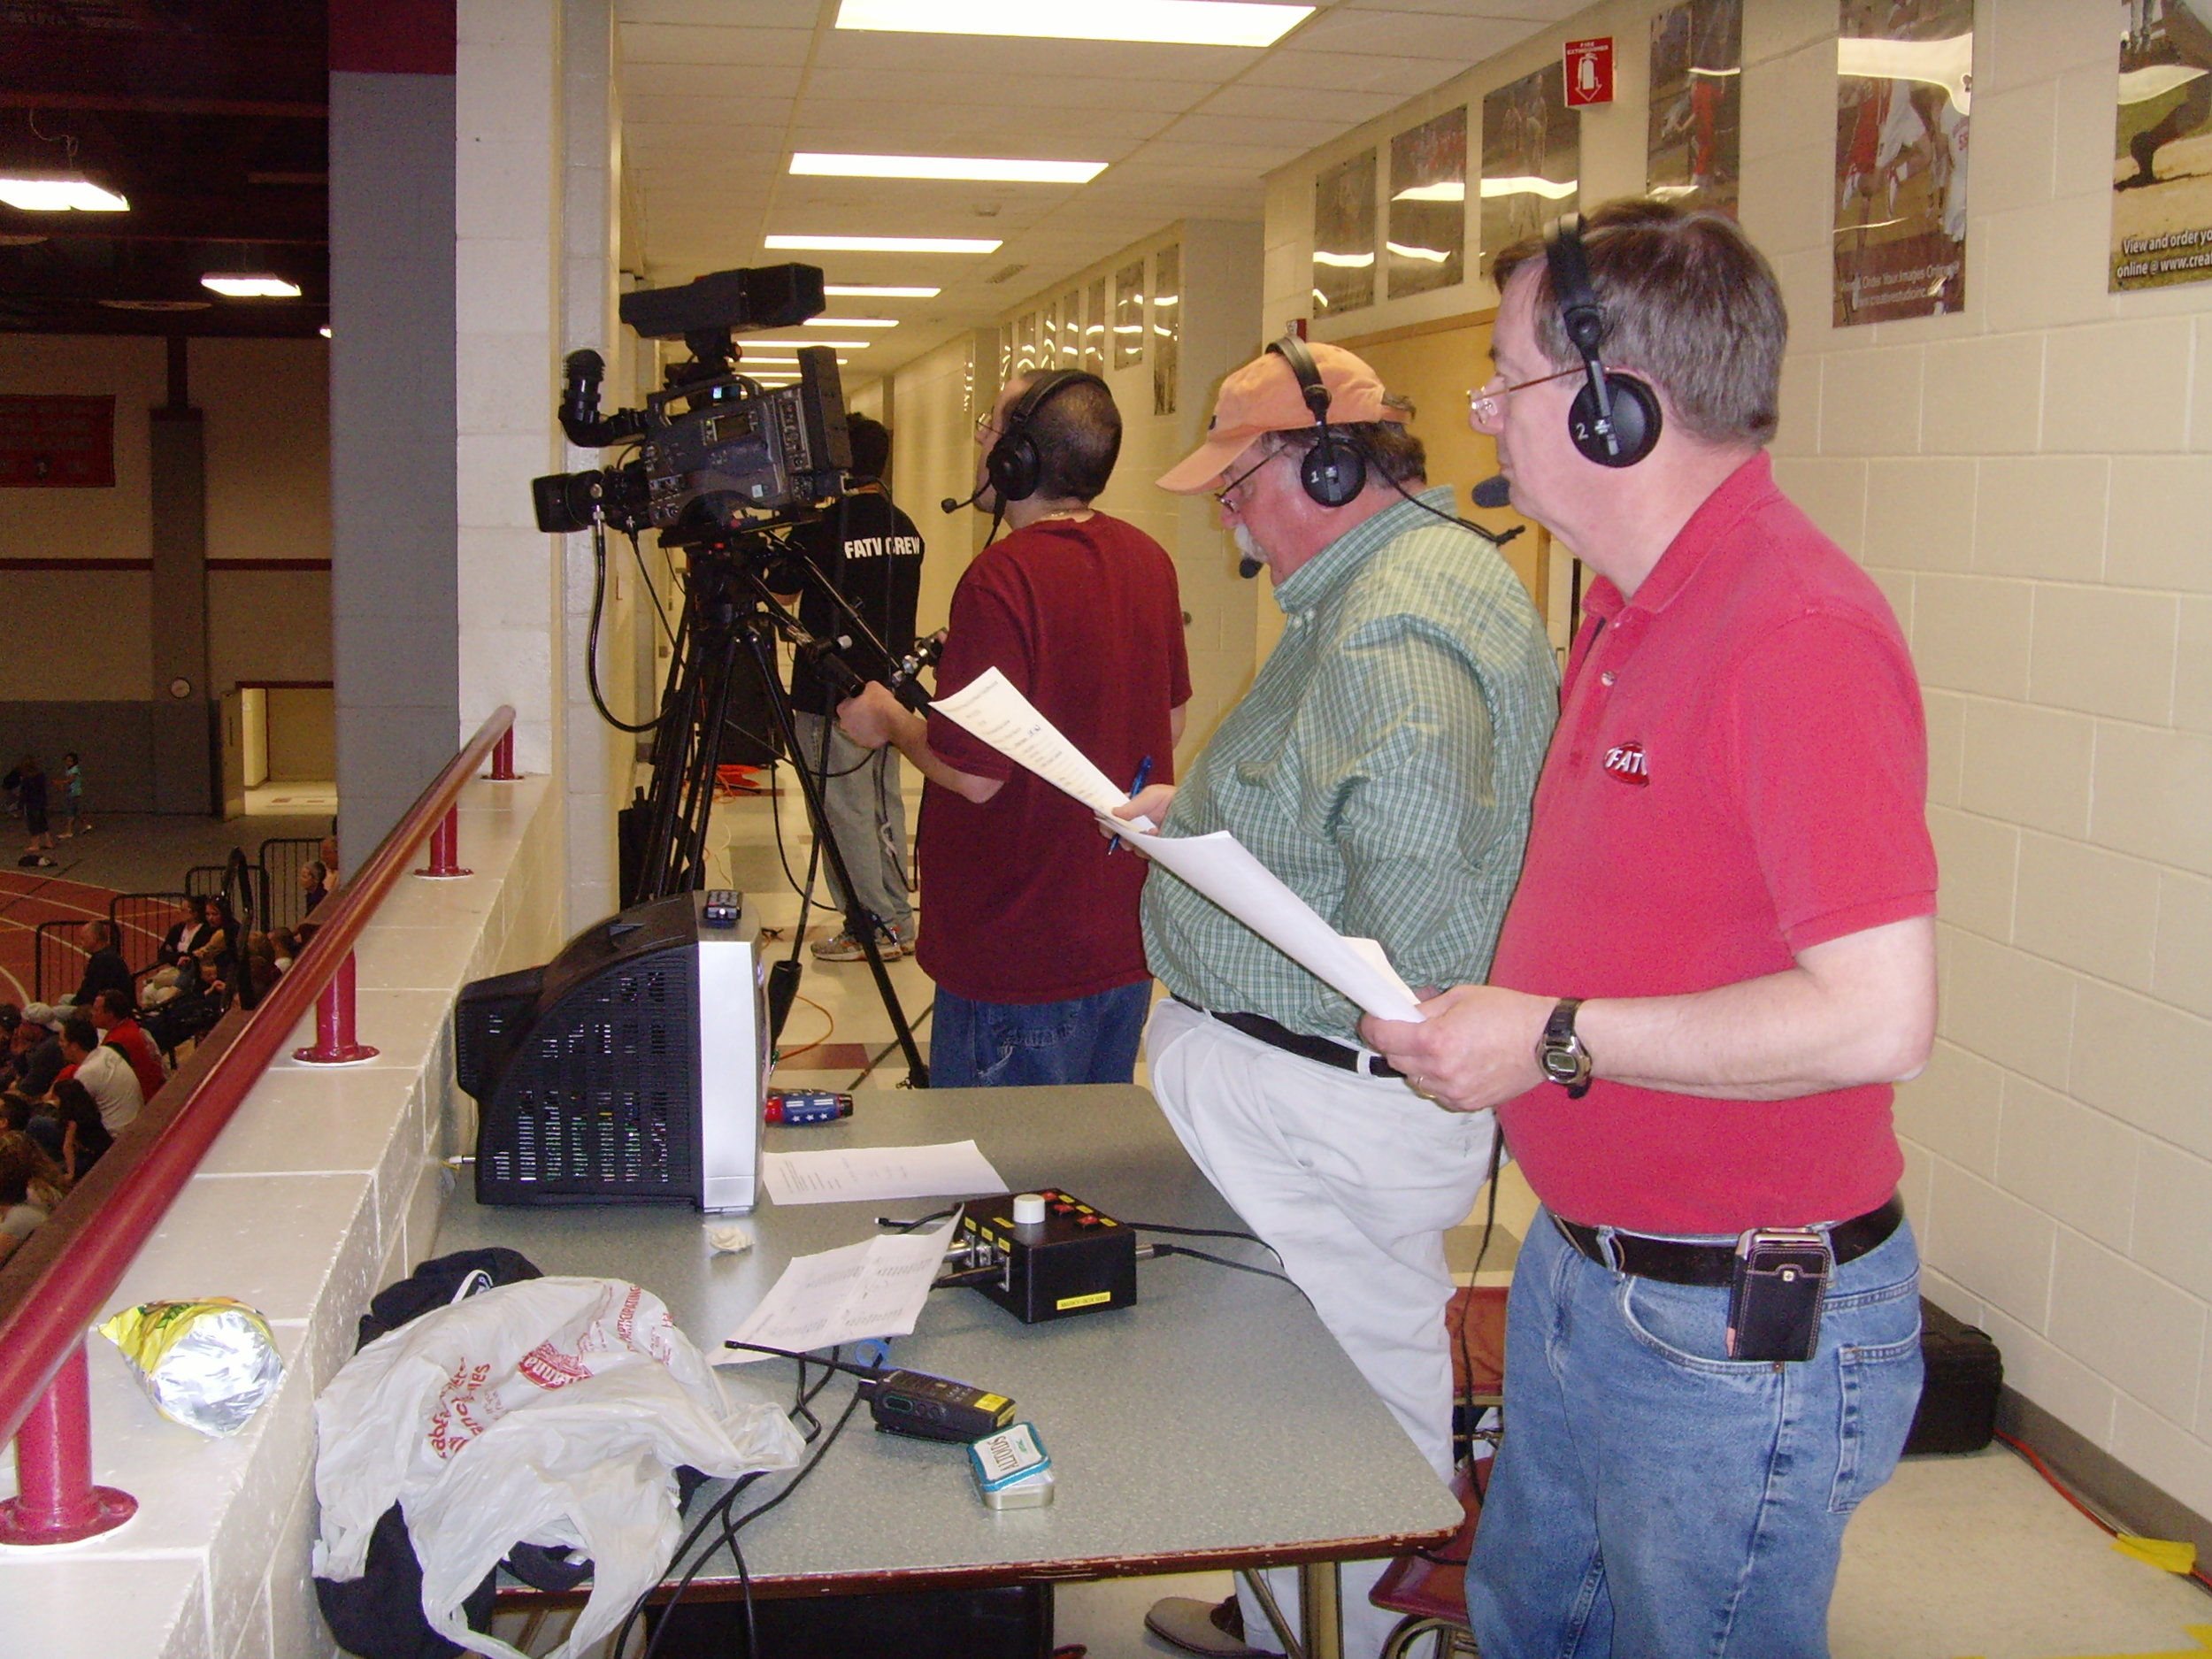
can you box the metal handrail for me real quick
[0,706,518,1452]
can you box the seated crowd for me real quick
[0,848,334,1263]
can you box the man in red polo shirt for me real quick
[1366,199,1937,1659]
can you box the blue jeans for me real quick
[1468,1204,1923,1659]
[929,981,1151,1088]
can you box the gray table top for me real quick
[434,1084,1460,1594]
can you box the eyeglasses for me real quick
[1467,365,1585,426]
[973,413,1002,442]
[1210,449,1278,511]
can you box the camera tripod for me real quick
[622,533,928,1087]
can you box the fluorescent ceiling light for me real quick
[767,234,1001,254]
[1386,242,1449,264]
[733,337,873,348]
[319,325,332,337]
[835,0,1310,49]
[1478,176,1578,202]
[804,317,899,327]
[792,151,1106,184]
[1312,250,1374,268]
[1393,182,1464,203]
[826,284,941,298]
[201,273,302,297]
[0,171,128,211]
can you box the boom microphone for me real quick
[941,487,984,514]
[1238,556,1264,579]
[1471,475,1511,510]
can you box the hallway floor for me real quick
[711,764,2212,1659]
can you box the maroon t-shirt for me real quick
[918,513,1190,1004]
[1491,454,1937,1233]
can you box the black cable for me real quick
[1377,466,1512,545]
[1122,1221,1269,1247]
[631,531,679,648]
[931,1265,1005,1290]
[1145,1240,1295,1286]
[874,1207,956,1233]
[720,1340,887,1378]
[586,519,665,734]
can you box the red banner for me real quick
[0,396,116,488]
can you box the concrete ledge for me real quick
[0,773,560,1659]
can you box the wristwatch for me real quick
[1535,998,1594,1098]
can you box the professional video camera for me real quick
[530,263,852,547]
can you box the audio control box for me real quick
[956,1189,1138,1325]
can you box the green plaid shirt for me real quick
[1141,489,1557,1047]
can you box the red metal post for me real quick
[488,729,518,780]
[293,951,380,1065]
[0,1345,135,1545]
[413,805,472,879]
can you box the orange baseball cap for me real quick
[1156,341,1404,494]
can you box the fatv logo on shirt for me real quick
[844,534,922,562]
[1602,741,1649,786]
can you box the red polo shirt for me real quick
[1491,454,1936,1233]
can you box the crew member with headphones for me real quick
[1124,338,1556,1659]
[839,368,1188,1088]
[1366,203,1937,1658]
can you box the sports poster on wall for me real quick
[1647,0,1743,217]
[1387,108,1467,299]
[2112,0,2212,290]
[1312,149,1378,318]
[1831,0,1973,326]
[1480,63,1578,266]
[0,395,115,488]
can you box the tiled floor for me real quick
[716,766,2212,1659]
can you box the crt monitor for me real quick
[453,889,767,1211]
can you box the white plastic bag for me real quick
[312,1277,803,1659]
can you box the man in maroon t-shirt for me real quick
[1365,202,1938,1659]
[840,370,1188,1087]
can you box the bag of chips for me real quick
[97,1297,284,1437]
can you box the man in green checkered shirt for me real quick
[1124,340,1555,1659]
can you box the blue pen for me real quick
[1107,756,1154,856]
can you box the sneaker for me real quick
[810,923,911,962]
[1143,1595,1280,1658]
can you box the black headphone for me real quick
[1266,335,1366,507]
[1545,218,1662,468]
[985,369,1107,503]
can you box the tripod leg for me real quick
[736,622,930,1087]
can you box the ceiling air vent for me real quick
[986,264,1029,285]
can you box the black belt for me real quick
[1551,1194,1905,1287]
[1179,998,1402,1079]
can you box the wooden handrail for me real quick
[0,706,518,1450]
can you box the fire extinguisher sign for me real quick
[1563,36,1614,107]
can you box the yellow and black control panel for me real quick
[954,1189,1139,1325]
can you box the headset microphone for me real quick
[1238,555,1263,579]
[941,486,984,515]
[1471,475,1511,510]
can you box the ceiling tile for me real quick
[1194,82,1408,125]
[798,65,1212,115]
[1150,111,1366,150]
[814,29,1258,83]
[621,25,813,66]
[621,61,800,97]
[618,0,825,25]
[1280,8,1527,60]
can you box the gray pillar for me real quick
[329,66,460,865]
[147,384,213,815]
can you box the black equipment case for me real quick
[1904,1298,2003,1455]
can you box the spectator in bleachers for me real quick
[145,898,230,1006]
[0,1129,67,1263]
[301,860,329,914]
[271,929,301,972]
[68,919,134,1010]
[58,1016,140,1133]
[58,751,89,838]
[16,757,55,867]
[241,932,279,1001]
[88,989,165,1101]
[13,1006,64,1097]
[49,1079,111,1182]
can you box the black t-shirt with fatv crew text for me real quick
[776,491,926,716]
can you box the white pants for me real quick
[1144,1000,1494,1658]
